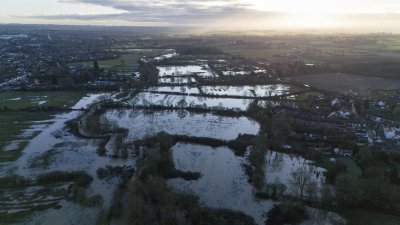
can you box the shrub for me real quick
[83,194,104,207]
[265,202,308,225]
[36,171,92,185]
[0,175,32,188]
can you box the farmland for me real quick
[1,28,400,225]
[290,73,400,94]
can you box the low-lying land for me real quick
[290,73,400,94]
[1,30,400,225]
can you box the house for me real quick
[384,127,396,140]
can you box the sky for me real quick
[1,0,400,32]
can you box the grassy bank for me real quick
[0,91,88,110]
[0,111,52,161]
[341,209,400,225]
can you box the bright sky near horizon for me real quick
[1,0,400,31]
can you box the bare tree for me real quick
[290,165,313,199]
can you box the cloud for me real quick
[26,0,279,27]
[19,0,400,32]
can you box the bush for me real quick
[156,132,174,151]
[96,166,134,180]
[83,194,104,207]
[0,175,32,188]
[96,167,109,179]
[97,137,109,156]
[265,202,308,225]
[36,171,92,185]
[75,173,94,188]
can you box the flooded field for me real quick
[0,93,133,225]
[154,52,178,61]
[168,143,329,225]
[157,65,215,78]
[169,143,274,225]
[102,109,260,141]
[146,86,200,94]
[158,77,197,85]
[128,92,255,110]
[223,71,250,76]
[264,150,326,193]
[201,84,292,97]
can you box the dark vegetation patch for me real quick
[96,165,134,180]
[106,134,256,225]
[178,46,223,55]
[265,202,309,225]
[29,149,57,169]
[96,136,111,156]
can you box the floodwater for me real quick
[158,77,197,85]
[147,86,200,94]
[102,109,260,141]
[1,93,133,225]
[201,84,291,97]
[157,65,215,78]
[264,150,326,193]
[128,92,255,111]
[168,143,328,225]
[168,143,274,225]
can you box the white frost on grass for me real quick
[168,143,274,225]
[103,109,260,141]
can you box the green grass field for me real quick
[341,209,400,225]
[227,49,292,59]
[0,112,52,162]
[0,91,87,110]
[295,91,324,101]
[71,49,169,72]
[0,91,88,162]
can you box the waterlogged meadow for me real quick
[146,86,200,94]
[201,84,292,97]
[0,93,134,225]
[102,109,260,141]
[157,65,215,78]
[168,143,329,225]
[128,92,255,111]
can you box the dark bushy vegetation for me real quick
[265,202,308,225]
[96,136,110,156]
[122,140,256,225]
[36,171,92,186]
[0,175,32,189]
[96,165,134,180]
[138,61,159,86]
[178,46,223,55]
